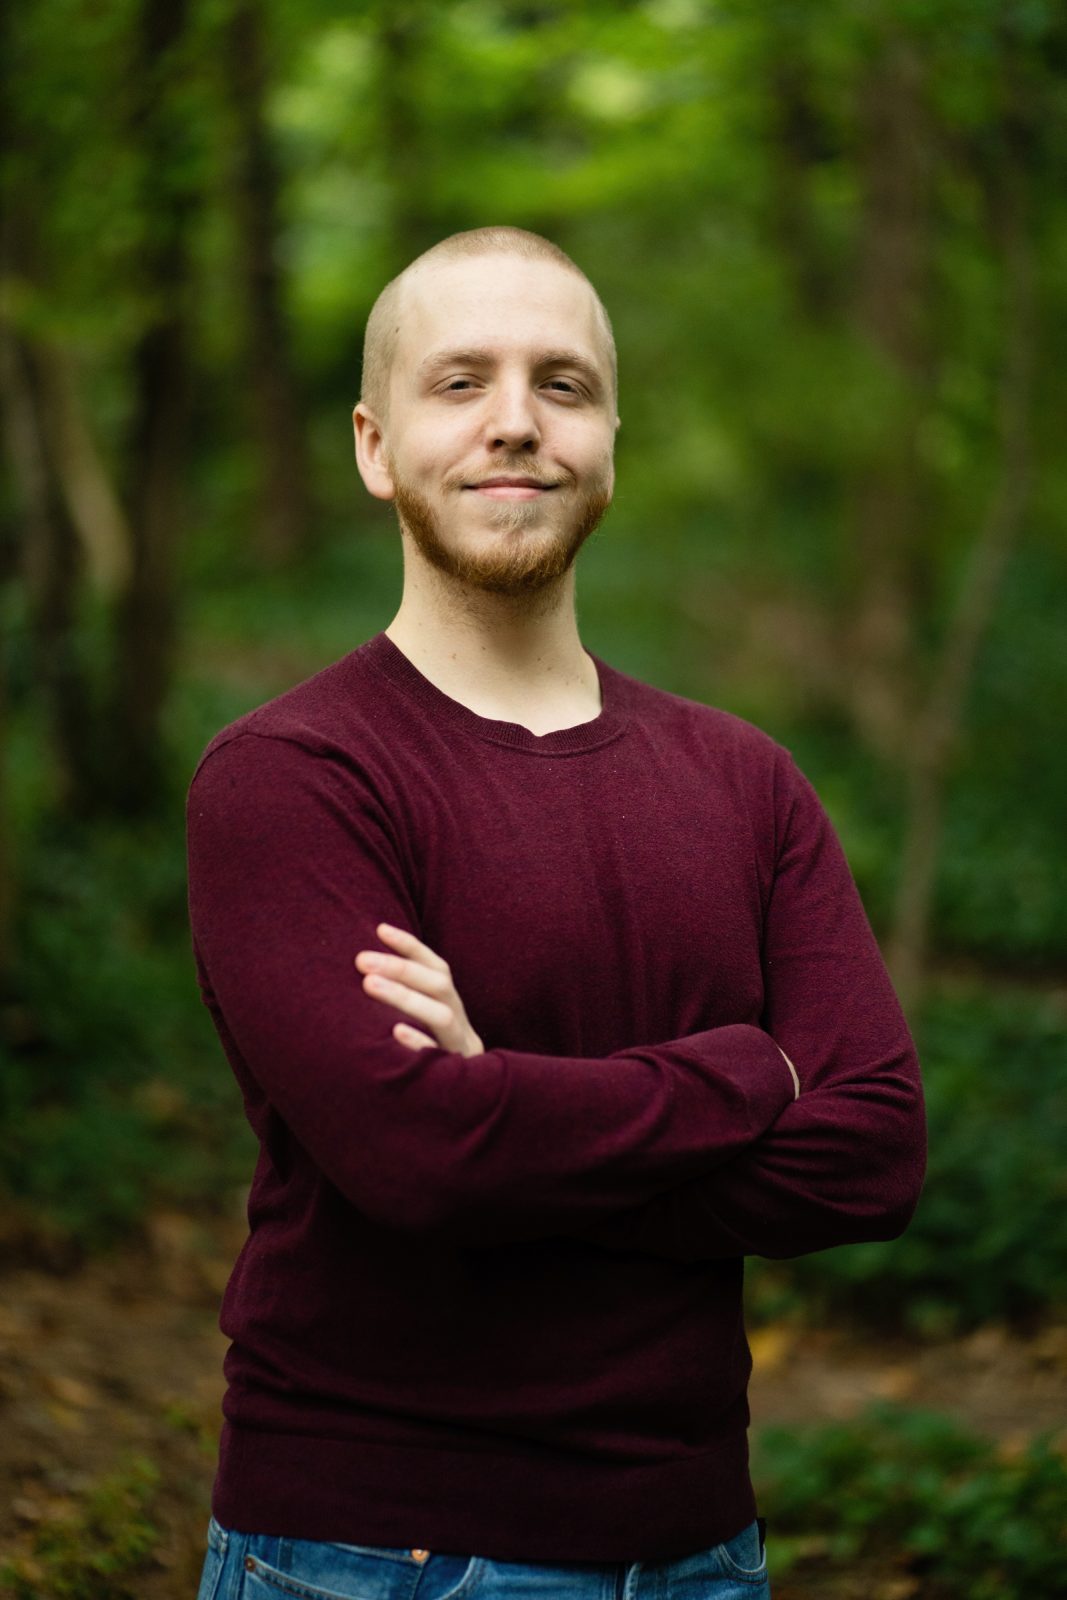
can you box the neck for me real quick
[384,558,600,734]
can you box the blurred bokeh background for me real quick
[2,2,1065,1596]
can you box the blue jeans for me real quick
[196,1515,770,1600]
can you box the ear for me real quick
[353,403,396,502]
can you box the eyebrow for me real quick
[416,346,607,396]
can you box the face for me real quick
[354,253,619,598]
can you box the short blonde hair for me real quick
[360,226,617,419]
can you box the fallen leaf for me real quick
[43,1373,99,1408]
[1031,1325,1067,1368]
[879,1578,921,1599]
[996,1431,1032,1462]
[871,1365,918,1402]
[45,1402,86,1432]
[749,1325,795,1371]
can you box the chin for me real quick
[393,477,612,597]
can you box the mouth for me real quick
[464,477,561,501]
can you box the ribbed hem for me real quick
[359,633,629,756]
[212,1411,756,1564]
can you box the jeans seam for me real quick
[716,1520,769,1582]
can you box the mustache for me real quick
[446,462,576,491]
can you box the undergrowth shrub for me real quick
[753,1405,1067,1600]
[0,818,252,1249]
[2,1457,160,1600]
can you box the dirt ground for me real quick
[1,1210,1065,1600]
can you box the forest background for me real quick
[1,1,1066,1597]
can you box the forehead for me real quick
[393,254,608,383]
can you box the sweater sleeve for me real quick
[574,751,926,1261]
[186,731,797,1245]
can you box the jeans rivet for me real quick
[245,1556,256,1571]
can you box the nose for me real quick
[484,378,541,453]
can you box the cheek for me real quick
[549,416,612,469]
[399,424,472,483]
[578,433,616,489]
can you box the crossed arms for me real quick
[186,731,925,1259]
[355,921,802,1103]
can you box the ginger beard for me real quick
[389,457,613,599]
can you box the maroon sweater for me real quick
[185,631,925,1562]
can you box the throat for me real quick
[383,623,602,734]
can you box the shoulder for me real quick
[185,643,415,874]
[190,641,384,787]
[597,655,825,850]
[600,655,793,773]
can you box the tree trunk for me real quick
[765,25,836,322]
[34,343,132,597]
[0,328,101,816]
[888,103,1035,1012]
[0,0,107,826]
[108,0,194,813]
[225,0,312,568]
[377,3,438,274]
[0,634,11,993]
[842,31,932,759]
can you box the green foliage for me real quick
[752,1406,1067,1599]
[0,815,253,1248]
[932,550,1067,964]
[750,984,1067,1333]
[161,1398,217,1457]
[2,1457,160,1600]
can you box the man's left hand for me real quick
[355,923,485,1057]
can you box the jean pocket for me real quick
[241,1541,479,1600]
[716,1518,768,1581]
[195,1518,229,1600]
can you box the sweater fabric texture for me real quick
[185,631,926,1563]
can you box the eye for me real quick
[543,377,582,397]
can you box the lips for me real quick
[468,477,558,490]
[465,476,561,500]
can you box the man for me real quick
[186,226,925,1600]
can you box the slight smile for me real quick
[466,477,560,500]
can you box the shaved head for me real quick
[361,227,616,421]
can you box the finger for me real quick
[354,952,450,998]
[375,923,450,973]
[393,1022,436,1050]
[777,1046,801,1100]
[360,973,454,1034]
